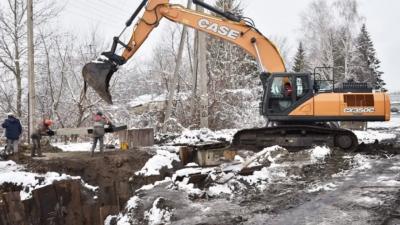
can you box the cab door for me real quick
[264,73,313,118]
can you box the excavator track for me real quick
[231,125,358,152]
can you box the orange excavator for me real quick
[82,0,390,151]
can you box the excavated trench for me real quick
[1,135,400,225]
[0,146,180,225]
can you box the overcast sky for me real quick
[58,0,400,92]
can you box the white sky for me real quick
[58,0,400,91]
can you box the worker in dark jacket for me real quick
[91,111,110,156]
[1,112,23,155]
[30,119,54,157]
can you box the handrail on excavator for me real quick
[192,0,241,22]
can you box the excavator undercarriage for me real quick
[231,124,358,152]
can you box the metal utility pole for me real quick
[163,0,192,132]
[197,0,209,128]
[27,0,36,140]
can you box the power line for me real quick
[89,0,133,16]
[66,1,126,25]
[63,8,118,28]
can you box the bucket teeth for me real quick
[82,61,116,104]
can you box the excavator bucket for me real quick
[82,61,116,104]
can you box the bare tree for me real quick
[0,0,59,117]
[300,0,363,82]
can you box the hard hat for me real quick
[44,119,53,126]
[7,112,14,117]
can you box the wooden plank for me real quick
[53,180,83,225]
[82,202,100,225]
[118,128,155,148]
[0,199,9,225]
[99,186,118,206]
[179,146,194,166]
[117,181,131,209]
[22,198,40,225]
[33,185,63,225]
[128,128,154,147]
[2,192,26,225]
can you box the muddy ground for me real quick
[107,119,400,225]
[2,118,400,225]
[117,149,400,225]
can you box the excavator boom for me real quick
[82,0,285,104]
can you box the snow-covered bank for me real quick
[0,160,97,200]
[170,128,237,145]
[135,149,180,176]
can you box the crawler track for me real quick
[232,125,358,152]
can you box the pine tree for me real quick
[205,0,261,129]
[292,42,310,72]
[353,24,385,90]
[206,0,258,90]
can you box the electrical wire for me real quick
[94,0,133,15]
[67,0,125,25]
[63,7,118,28]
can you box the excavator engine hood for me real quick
[82,60,116,104]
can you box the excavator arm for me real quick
[82,0,286,104]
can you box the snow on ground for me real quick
[106,195,174,225]
[0,160,97,200]
[132,145,334,200]
[353,130,397,144]
[107,196,141,225]
[171,128,237,145]
[135,149,180,176]
[144,197,173,225]
[307,182,338,193]
[368,116,400,129]
[174,146,291,195]
[309,146,331,163]
[351,154,374,170]
[53,142,92,151]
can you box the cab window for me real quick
[268,76,293,113]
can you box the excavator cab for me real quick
[261,73,313,118]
